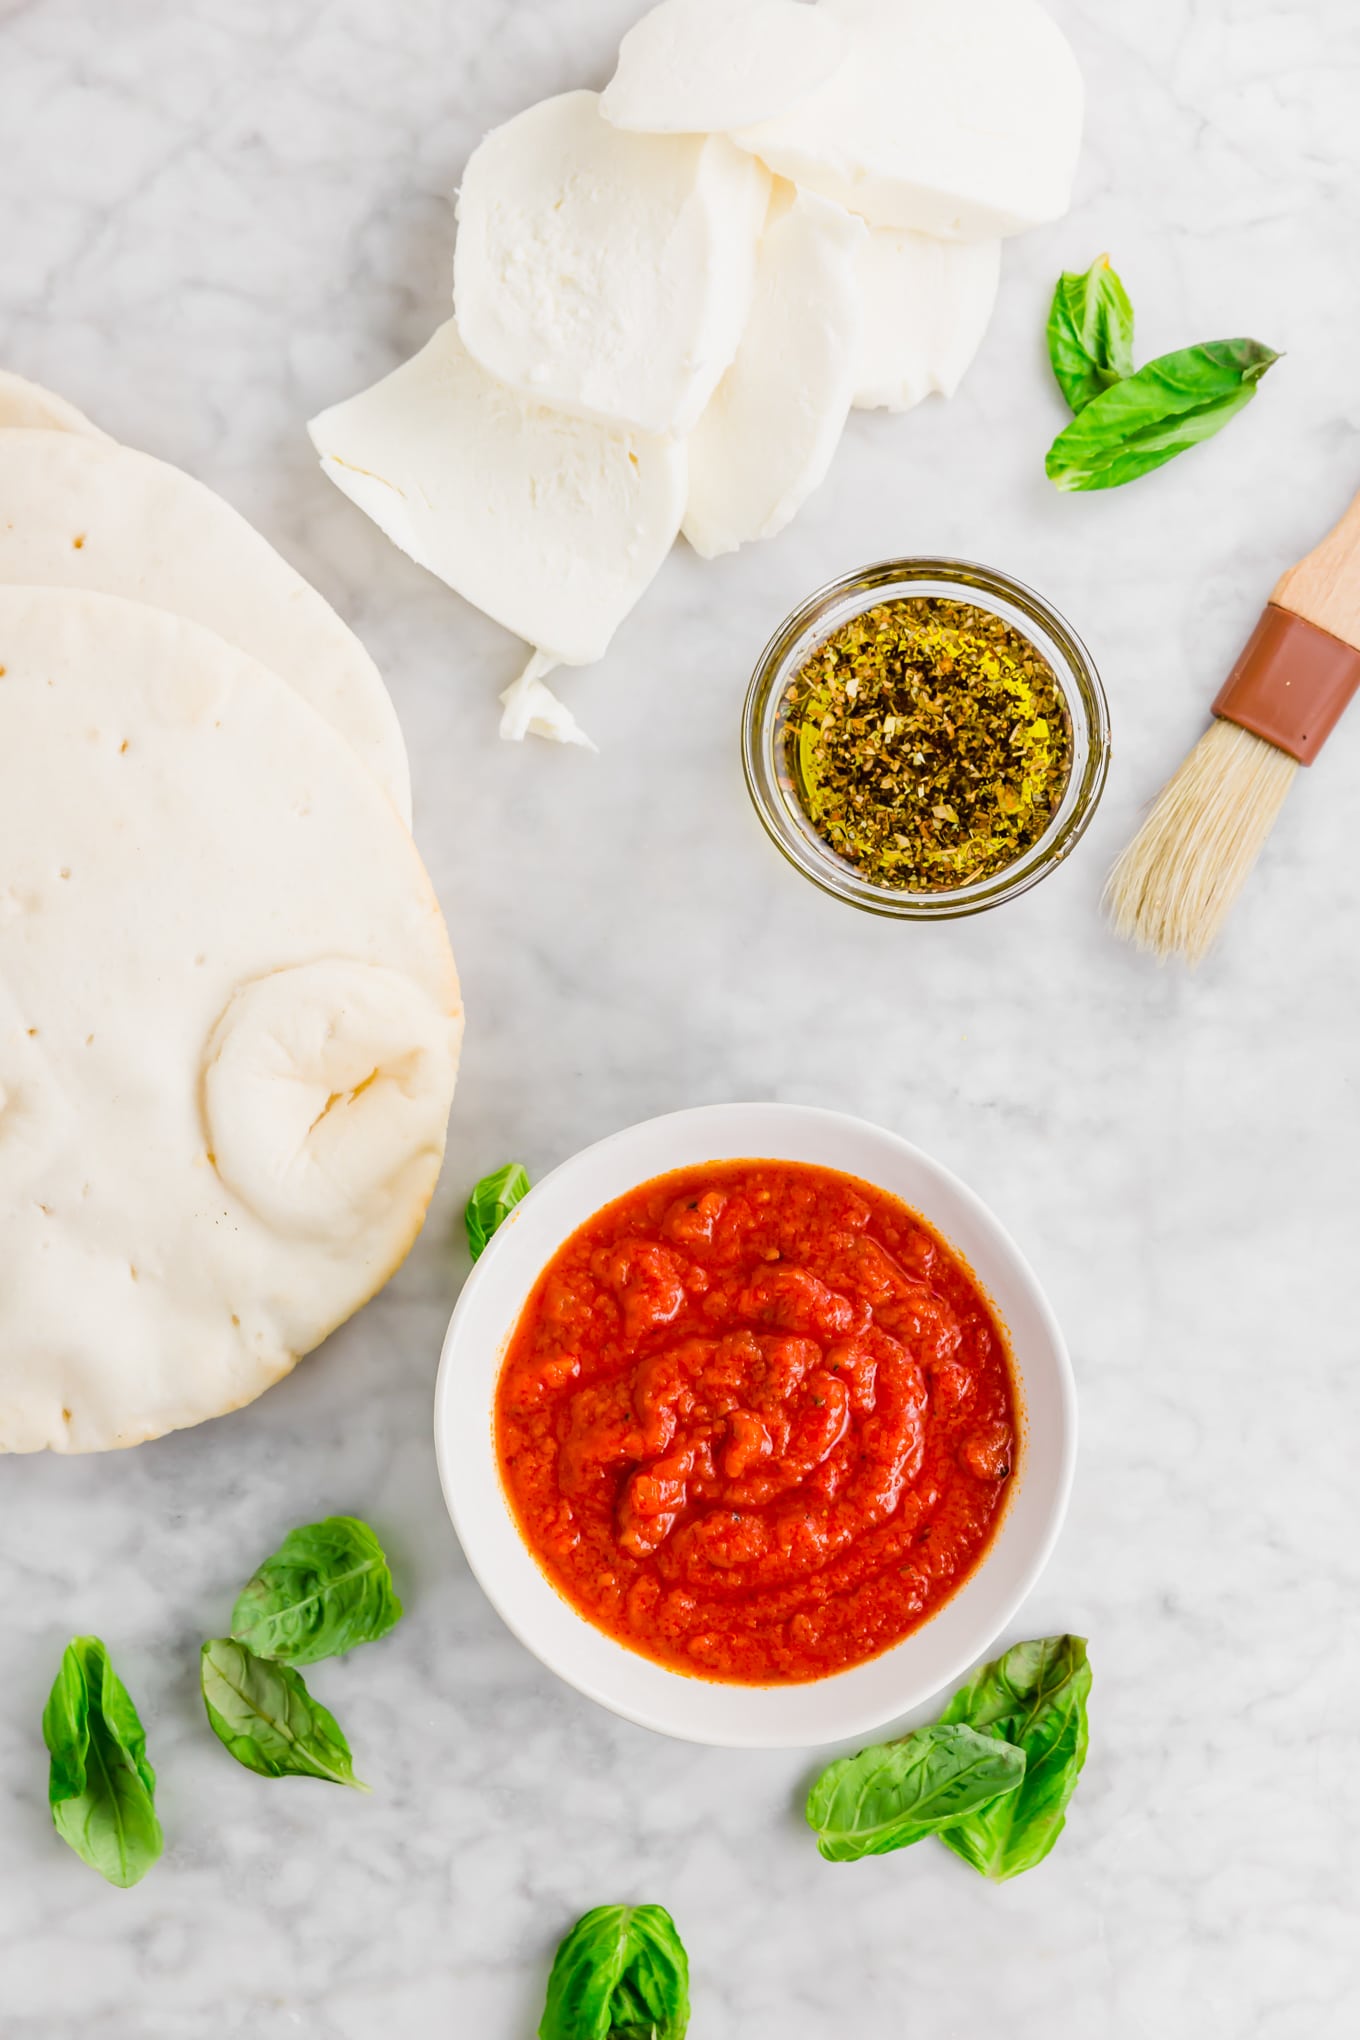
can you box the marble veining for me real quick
[2,1,1359,2034]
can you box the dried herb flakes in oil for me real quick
[779,598,1072,892]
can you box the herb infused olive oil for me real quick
[777,597,1073,891]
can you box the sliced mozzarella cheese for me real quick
[683,188,865,561]
[735,0,1083,240]
[454,90,770,436]
[854,231,1001,412]
[499,650,597,750]
[601,0,847,135]
[0,370,105,437]
[309,320,685,667]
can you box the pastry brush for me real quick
[1106,489,1360,962]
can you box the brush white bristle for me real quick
[1105,720,1298,965]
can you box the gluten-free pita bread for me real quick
[0,369,105,437]
[0,587,461,1453]
[0,428,412,820]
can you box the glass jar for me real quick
[741,558,1110,919]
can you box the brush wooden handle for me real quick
[1273,488,1360,646]
[1213,487,1360,764]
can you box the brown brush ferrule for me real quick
[1213,603,1360,765]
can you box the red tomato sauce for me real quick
[495,1161,1017,1684]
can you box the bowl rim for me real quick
[433,1103,1077,1748]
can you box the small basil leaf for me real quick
[938,1634,1092,1880]
[806,1721,1025,1863]
[42,1636,163,1888]
[1047,255,1135,412]
[200,1638,368,1790]
[1046,338,1279,491]
[539,1903,690,2040]
[465,1161,531,1261]
[231,1515,402,1666]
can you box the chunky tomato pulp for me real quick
[495,1161,1017,1684]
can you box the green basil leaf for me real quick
[1045,338,1279,491]
[465,1161,531,1261]
[806,1721,1025,1863]
[42,1636,163,1888]
[539,1903,690,2040]
[231,1515,402,1666]
[200,1638,368,1790]
[938,1634,1092,1880]
[1048,255,1136,411]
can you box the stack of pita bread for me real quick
[0,373,463,1454]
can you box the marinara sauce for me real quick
[495,1161,1017,1684]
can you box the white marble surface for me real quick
[2,1,1359,2033]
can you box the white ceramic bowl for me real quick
[434,1103,1076,1749]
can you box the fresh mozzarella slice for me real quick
[683,188,865,561]
[309,320,686,668]
[454,90,770,436]
[0,429,411,821]
[854,231,1001,411]
[499,650,597,750]
[601,0,847,135]
[0,369,105,437]
[735,0,1084,240]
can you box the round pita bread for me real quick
[0,369,105,438]
[0,428,412,821]
[0,588,461,1454]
